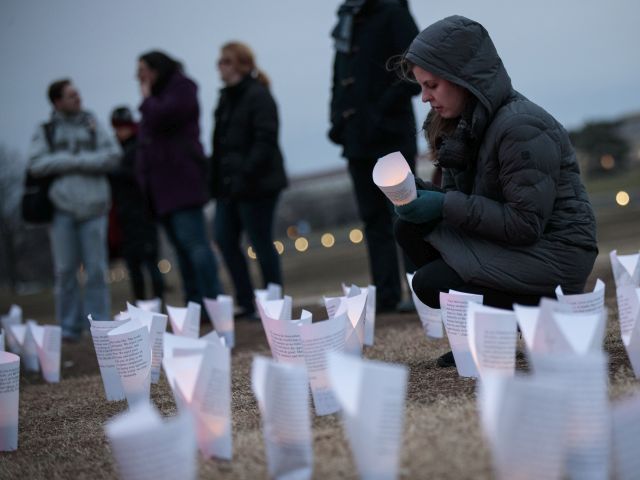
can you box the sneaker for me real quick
[436,350,456,368]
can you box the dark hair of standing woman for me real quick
[138,50,183,96]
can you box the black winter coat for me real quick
[406,16,598,295]
[210,76,288,200]
[329,0,420,160]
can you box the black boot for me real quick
[436,350,456,368]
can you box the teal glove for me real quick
[395,190,445,224]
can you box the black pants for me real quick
[214,195,282,313]
[124,251,164,301]
[348,156,416,310]
[394,219,547,309]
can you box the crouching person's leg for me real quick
[411,258,465,308]
[411,258,466,367]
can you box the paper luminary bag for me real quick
[556,279,605,314]
[340,284,377,346]
[252,356,313,480]
[406,273,443,339]
[135,297,162,313]
[299,313,349,416]
[162,332,221,381]
[327,352,408,480]
[114,311,130,321]
[612,394,640,480]
[341,284,377,346]
[21,320,40,372]
[439,290,483,378]
[610,250,640,289]
[0,351,20,451]
[615,285,640,377]
[162,332,208,365]
[372,151,417,206]
[254,283,283,303]
[325,289,368,357]
[256,295,293,323]
[466,303,517,378]
[89,317,128,401]
[27,323,61,383]
[257,306,312,365]
[7,321,39,372]
[107,318,152,406]
[478,374,570,480]
[162,333,232,460]
[203,295,235,348]
[513,299,606,364]
[166,302,201,338]
[105,403,198,480]
[1,305,22,354]
[529,352,611,480]
[126,303,168,384]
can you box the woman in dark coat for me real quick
[136,51,222,305]
[210,42,288,318]
[393,16,598,366]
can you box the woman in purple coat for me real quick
[136,50,222,305]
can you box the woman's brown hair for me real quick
[221,42,270,87]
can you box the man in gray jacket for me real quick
[27,79,121,341]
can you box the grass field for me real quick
[0,202,638,479]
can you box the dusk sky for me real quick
[1,0,639,175]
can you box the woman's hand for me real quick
[140,79,151,98]
[395,190,444,224]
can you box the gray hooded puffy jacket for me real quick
[405,16,597,295]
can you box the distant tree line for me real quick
[569,120,631,176]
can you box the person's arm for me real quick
[375,6,420,113]
[139,80,198,132]
[243,88,279,174]
[27,124,78,177]
[442,122,560,245]
[70,119,122,173]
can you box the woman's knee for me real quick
[412,267,441,309]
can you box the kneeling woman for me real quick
[393,16,598,365]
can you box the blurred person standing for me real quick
[329,0,420,312]
[210,42,288,319]
[27,79,121,341]
[136,51,223,306]
[109,106,164,303]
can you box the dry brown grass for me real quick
[2,204,639,479]
[1,263,638,480]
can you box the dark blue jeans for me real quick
[214,195,282,312]
[161,207,222,305]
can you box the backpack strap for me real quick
[42,121,56,153]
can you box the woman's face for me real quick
[217,51,242,86]
[137,60,157,85]
[412,65,467,119]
